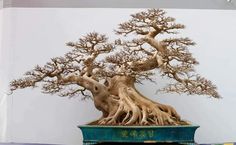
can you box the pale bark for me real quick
[88,75,186,126]
[10,9,220,126]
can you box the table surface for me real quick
[0,143,235,145]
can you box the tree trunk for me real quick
[91,75,187,126]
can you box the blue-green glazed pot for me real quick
[78,124,199,144]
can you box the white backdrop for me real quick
[0,5,8,142]
[0,8,236,145]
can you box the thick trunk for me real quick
[90,75,187,126]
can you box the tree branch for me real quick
[115,9,185,38]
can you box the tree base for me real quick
[88,119,189,126]
[78,123,199,145]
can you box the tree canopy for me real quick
[10,9,220,99]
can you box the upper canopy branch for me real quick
[66,32,112,54]
[115,9,185,38]
[115,38,155,56]
[66,32,114,77]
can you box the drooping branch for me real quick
[149,37,221,98]
[159,74,220,98]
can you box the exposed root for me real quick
[87,76,188,126]
[96,86,187,126]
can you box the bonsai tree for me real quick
[10,9,220,126]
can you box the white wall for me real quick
[1,8,236,145]
[0,1,8,141]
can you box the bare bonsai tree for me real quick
[10,9,220,126]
